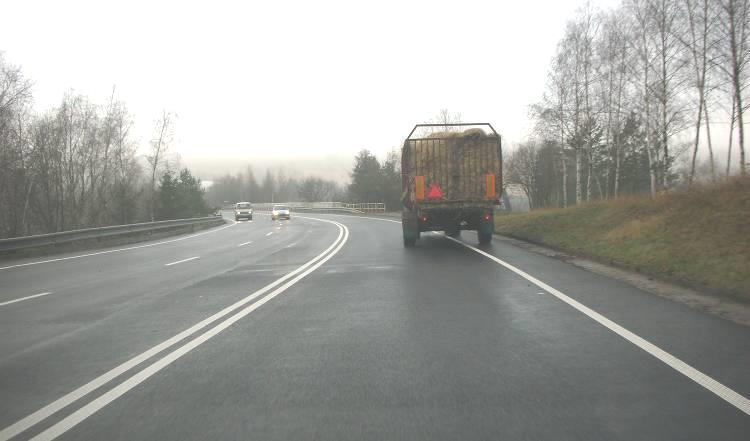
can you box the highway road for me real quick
[0,212,748,440]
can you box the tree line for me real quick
[204,167,345,207]
[205,149,401,210]
[0,53,209,239]
[508,0,749,209]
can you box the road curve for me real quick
[0,213,748,440]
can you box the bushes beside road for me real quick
[494,178,750,301]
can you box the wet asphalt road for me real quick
[0,212,748,440]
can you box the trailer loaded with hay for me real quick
[401,123,503,247]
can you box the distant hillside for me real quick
[495,178,750,300]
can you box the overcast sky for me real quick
[2,0,621,167]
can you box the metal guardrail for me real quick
[0,216,225,253]
[240,202,386,213]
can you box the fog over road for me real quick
[0,213,748,440]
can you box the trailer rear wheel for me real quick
[402,210,419,247]
[478,230,492,244]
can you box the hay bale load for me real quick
[425,127,489,139]
[400,124,503,247]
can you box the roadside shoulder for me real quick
[495,234,750,327]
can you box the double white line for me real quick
[0,217,349,441]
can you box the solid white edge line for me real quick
[164,256,200,266]
[0,216,344,441]
[0,292,53,307]
[30,220,349,441]
[319,214,402,224]
[442,234,750,416]
[332,215,750,415]
[0,221,237,271]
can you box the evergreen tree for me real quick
[348,150,382,202]
[155,168,209,220]
[379,149,402,210]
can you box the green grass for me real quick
[495,177,750,301]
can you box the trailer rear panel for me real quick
[402,126,502,209]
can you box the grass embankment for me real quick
[495,178,750,301]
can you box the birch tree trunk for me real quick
[727,94,736,177]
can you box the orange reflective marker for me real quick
[415,176,425,200]
[427,184,443,200]
[485,173,496,199]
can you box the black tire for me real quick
[249,215,253,220]
[235,216,239,221]
[478,230,492,244]
[403,235,417,247]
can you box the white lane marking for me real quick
[357,216,401,223]
[164,256,199,266]
[29,220,349,441]
[237,241,253,247]
[0,222,237,271]
[266,232,274,236]
[443,234,750,416]
[319,214,402,224]
[0,292,52,307]
[344,215,750,415]
[0,217,345,441]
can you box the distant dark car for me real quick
[234,202,253,221]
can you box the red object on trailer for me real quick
[426,184,443,200]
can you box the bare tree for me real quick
[651,0,689,189]
[727,93,737,176]
[717,0,750,175]
[0,53,180,237]
[0,53,33,236]
[596,10,632,198]
[506,143,539,208]
[146,111,174,221]
[630,0,659,196]
[426,109,463,136]
[558,17,592,204]
[524,0,748,206]
[681,0,718,184]
[533,43,574,207]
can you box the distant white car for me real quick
[271,205,290,221]
[234,202,253,221]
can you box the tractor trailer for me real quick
[401,123,503,247]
